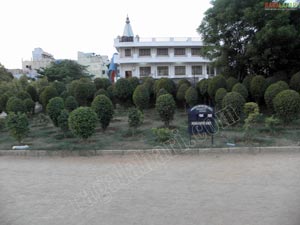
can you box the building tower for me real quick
[121,16,134,42]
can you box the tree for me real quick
[64,96,78,112]
[0,63,13,82]
[155,94,176,127]
[185,87,198,107]
[113,78,134,106]
[39,86,58,108]
[94,88,109,98]
[94,78,111,90]
[6,97,26,114]
[232,83,248,100]
[74,81,96,106]
[154,78,176,95]
[273,90,300,123]
[128,108,143,135]
[91,95,113,131]
[250,75,267,103]
[51,81,66,95]
[290,71,300,92]
[176,83,189,107]
[177,79,191,88]
[26,85,38,102]
[226,77,239,91]
[215,88,227,109]
[128,77,140,91]
[6,112,29,144]
[58,109,69,135]
[196,78,210,103]
[46,97,64,127]
[38,60,89,82]
[133,85,150,110]
[68,107,98,140]
[156,88,169,98]
[208,75,226,99]
[222,92,246,117]
[198,0,300,79]
[16,91,31,100]
[0,94,8,113]
[24,98,35,115]
[264,81,289,112]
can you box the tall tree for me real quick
[0,63,13,82]
[38,60,90,82]
[198,0,300,80]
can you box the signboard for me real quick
[188,105,216,135]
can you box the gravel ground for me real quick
[1,152,300,225]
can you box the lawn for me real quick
[0,106,300,150]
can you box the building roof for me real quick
[122,16,134,37]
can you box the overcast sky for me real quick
[0,0,212,69]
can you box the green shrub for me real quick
[176,83,189,106]
[51,81,66,95]
[113,78,134,105]
[142,77,155,96]
[94,88,109,98]
[289,71,300,92]
[6,97,26,114]
[265,116,281,134]
[264,81,289,111]
[58,109,69,134]
[232,83,248,100]
[222,92,246,116]
[39,86,58,108]
[64,96,78,112]
[152,128,172,143]
[215,88,227,109]
[0,118,5,130]
[46,97,64,127]
[6,112,29,144]
[185,87,198,107]
[154,78,176,95]
[155,94,176,127]
[177,79,191,88]
[133,85,150,110]
[156,88,169,98]
[265,76,280,88]
[128,108,143,135]
[208,75,226,98]
[60,90,70,100]
[243,102,259,117]
[242,75,254,92]
[91,95,113,131]
[0,94,8,113]
[16,91,31,100]
[250,75,267,102]
[128,77,140,91]
[197,79,210,97]
[24,98,35,115]
[226,77,239,91]
[26,85,38,102]
[74,81,96,106]
[68,107,98,140]
[273,90,300,123]
[94,78,111,90]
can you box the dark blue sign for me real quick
[188,105,216,135]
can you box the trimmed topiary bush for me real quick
[128,108,143,135]
[177,79,191,88]
[176,83,189,106]
[215,88,227,109]
[155,94,176,127]
[24,98,35,115]
[113,78,134,105]
[133,85,150,111]
[74,81,96,106]
[208,75,226,99]
[185,87,198,107]
[91,95,113,131]
[94,88,109,98]
[197,79,210,97]
[51,81,66,95]
[39,86,58,108]
[16,91,31,100]
[232,83,248,100]
[46,97,64,127]
[94,78,111,90]
[250,75,267,102]
[152,127,172,143]
[6,112,29,144]
[57,109,69,135]
[273,90,300,123]
[289,71,300,92]
[0,94,8,113]
[242,75,254,92]
[156,88,169,98]
[68,107,98,140]
[222,92,246,116]
[154,78,176,95]
[243,102,259,117]
[64,96,78,112]
[264,81,289,111]
[226,77,239,91]
[26,85,38,102]
[142,77,155,96]
[128,77,140,91]
[6,97,26,114]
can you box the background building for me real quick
[114,16,216,81]
[77,52,109,79]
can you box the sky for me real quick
[0,0,212,69]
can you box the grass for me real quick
[0,106,300,150]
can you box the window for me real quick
[157,48,168,56]
[174,48,186,56]
[157,66,169,76]
[207,65,215,75]
[139,48,151,56]
[192,65,203,75]
[125,49,131,57]
[191,48,201,56]
[139,67,151,76]
[175,66,186,76]
[102,70,106,75]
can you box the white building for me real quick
[114,17,216,81]
[77,52,109,79]
[22,48,55,78]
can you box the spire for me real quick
[123,15,134,37]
